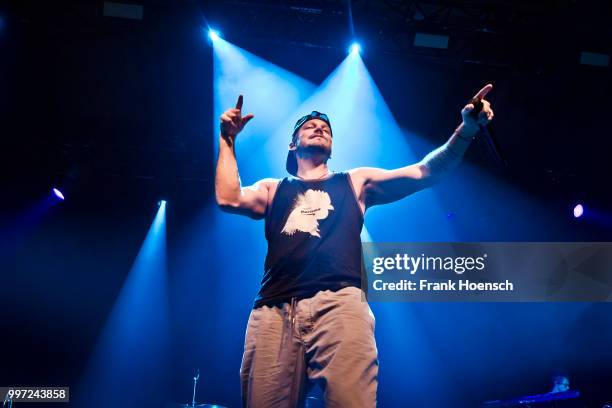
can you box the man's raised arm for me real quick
[215,95,275,219]
[351,84,495,208]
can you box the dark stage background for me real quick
[1,1,612,407]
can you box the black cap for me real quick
[286,111,332,176]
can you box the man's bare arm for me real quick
[215,135,276,219]
[214,95,276,219]
[351,84,495,209]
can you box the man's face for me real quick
[293,118,332,157]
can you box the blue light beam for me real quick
[75,202,170,407]
[212,37,316,180]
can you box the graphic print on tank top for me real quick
[281,189,334,238]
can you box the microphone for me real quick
[468,96,507,167]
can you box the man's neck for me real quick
[296,162,329,180]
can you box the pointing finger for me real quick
[235,95,244,111]
[474,83,493,100]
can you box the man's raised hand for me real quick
[461,83,495,130]
[220,95,255,140]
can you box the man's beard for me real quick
[297,143,331,162]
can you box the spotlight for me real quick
[414,33,449,49]
[52,188,65,201]
[208,29,220,41]
[573,204,584,218]
[158,200,167,207]
[349,42,361,55]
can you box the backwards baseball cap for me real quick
[286,111,333,176]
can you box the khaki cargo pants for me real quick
[240,286,378,407]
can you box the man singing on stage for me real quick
[215,84,494,407]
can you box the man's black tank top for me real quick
[254,172,364,308]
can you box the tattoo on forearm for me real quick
[421,143,462,177]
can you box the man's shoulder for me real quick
[347,167,373,183]
[255,178,280,188]
[348,167,378,175]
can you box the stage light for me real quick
[158,200,166,207]
[208,29,220,41]
[52,188,65,201]
[76,197,169,407]
[414,32,449,49]
[573,204,584,218]
[580,51,609,67]
[349,42,361,55]
[103,2,143,20]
